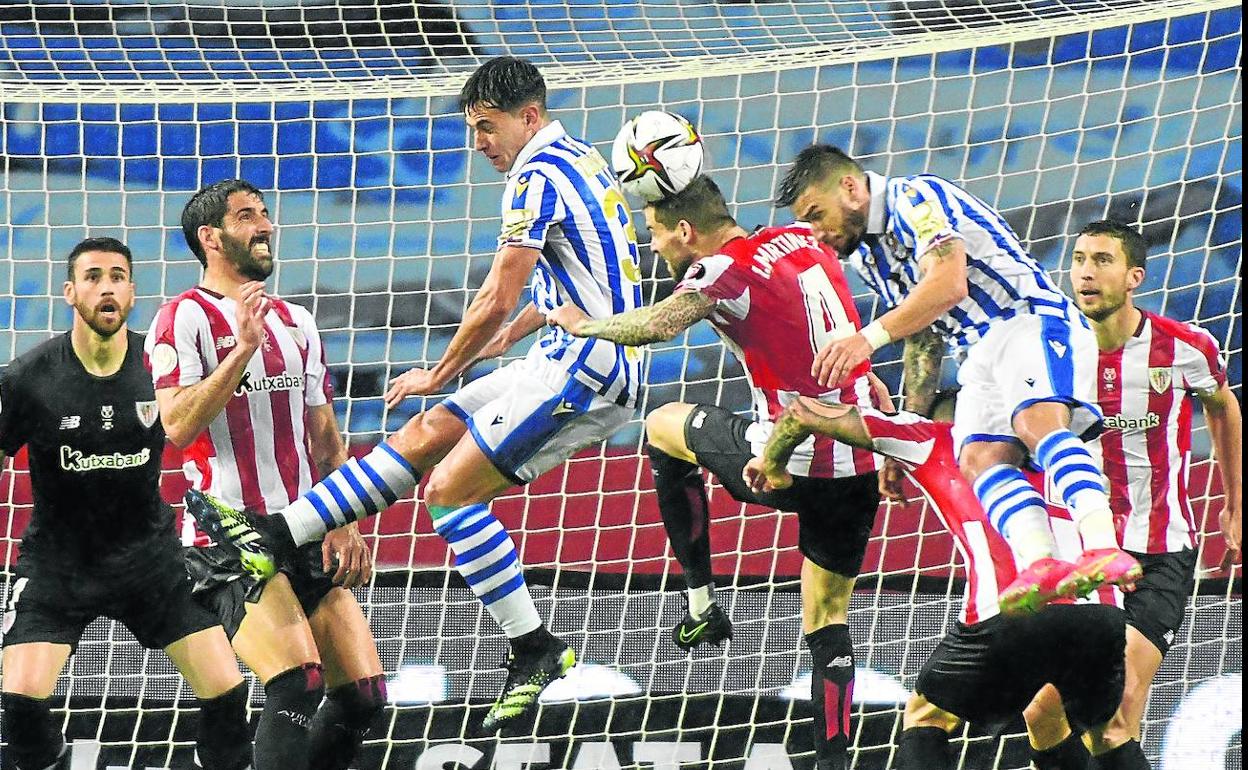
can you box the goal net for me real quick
[0,1,1241,768]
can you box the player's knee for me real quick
[1023,685,1071,751]
[389,411,452,474]
[1,691,66,769]
[196,682,251,770]
[644,403,694,458]
[422,466,457,509]
[903,693,960,732]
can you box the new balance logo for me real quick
[1163,629,1175,646]
[691,411,707,429]
[59,416,81,430]
[215,334,237,350]
[828,655,853,668]
[1048,340,1068,357]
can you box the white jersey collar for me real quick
[866,170,888,235]
[508,120,567,178]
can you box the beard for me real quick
[77,299,130,338]
[837,207,869,256]
[1079,296,1124,323]
[222,232,274,281]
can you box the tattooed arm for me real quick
[547,291,717,346]
[902,326,945,418]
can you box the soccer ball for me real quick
[611,110,705,202]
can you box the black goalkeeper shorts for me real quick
[2,535,220,652]
[916,603,1127,731]
[682,403,880,578]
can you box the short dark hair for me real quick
[1078,219,1148,270]
[458,56,547,114]
[774,145,864,209]
[67,237,132,280]
[647,175,735,234]
[181,179,264,267]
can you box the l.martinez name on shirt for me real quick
[234,371,304,397]
[60,445,152,472]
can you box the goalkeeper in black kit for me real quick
[0,239,252,770]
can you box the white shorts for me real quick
[953,313,1102,455]
[441,358,634,484]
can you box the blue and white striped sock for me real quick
[973,464,1055,566]
[1035,429,1117,550]
[280,443,418,547]
[431,503,541,638]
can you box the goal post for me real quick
[0,1,1240,768]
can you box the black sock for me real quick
[254,663,324,770]
[1090,740,1150,770]
[259,512,298,562]
[647,445,713,589]
[1,692,65,770]
[896,726,951,770]
[196,683,251,770]
[308,676,389,770]
[510,625,562,658]
[1032,731,1092,770]
[806,624,855,770]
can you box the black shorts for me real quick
[2,535,219,652]
[682,404,880,578]
[916,603,1127,731]
[1123,548,1196,656]
[186,541,341,639]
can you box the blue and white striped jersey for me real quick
[847,171,1083,354]
[499,120,644,407]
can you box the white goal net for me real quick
[0,1,1241,768]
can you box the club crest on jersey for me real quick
[135,400,159,429]
[1148,366,1172,394]
[1103,367,1116,391]
[101,404,114,430]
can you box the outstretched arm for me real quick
[385,245,539,407]
[811,240,964,388]
[548,291,717,346]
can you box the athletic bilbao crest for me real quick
[136,400,159,429]
[1148,366,1172,394]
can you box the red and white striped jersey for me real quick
[860,410,1118,624]
[673,224,878,479]
[145,287,333,535]
[1094,310,1228,554]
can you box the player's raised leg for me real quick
[421,433,574,734]
[643,402,733,649]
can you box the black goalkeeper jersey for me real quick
[0,331,175,571]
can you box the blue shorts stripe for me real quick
[1041,315,1075,399]
[339,462,379,516]
[356,458,398,506]
[479,572,528,605]
[305,490,338,528]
